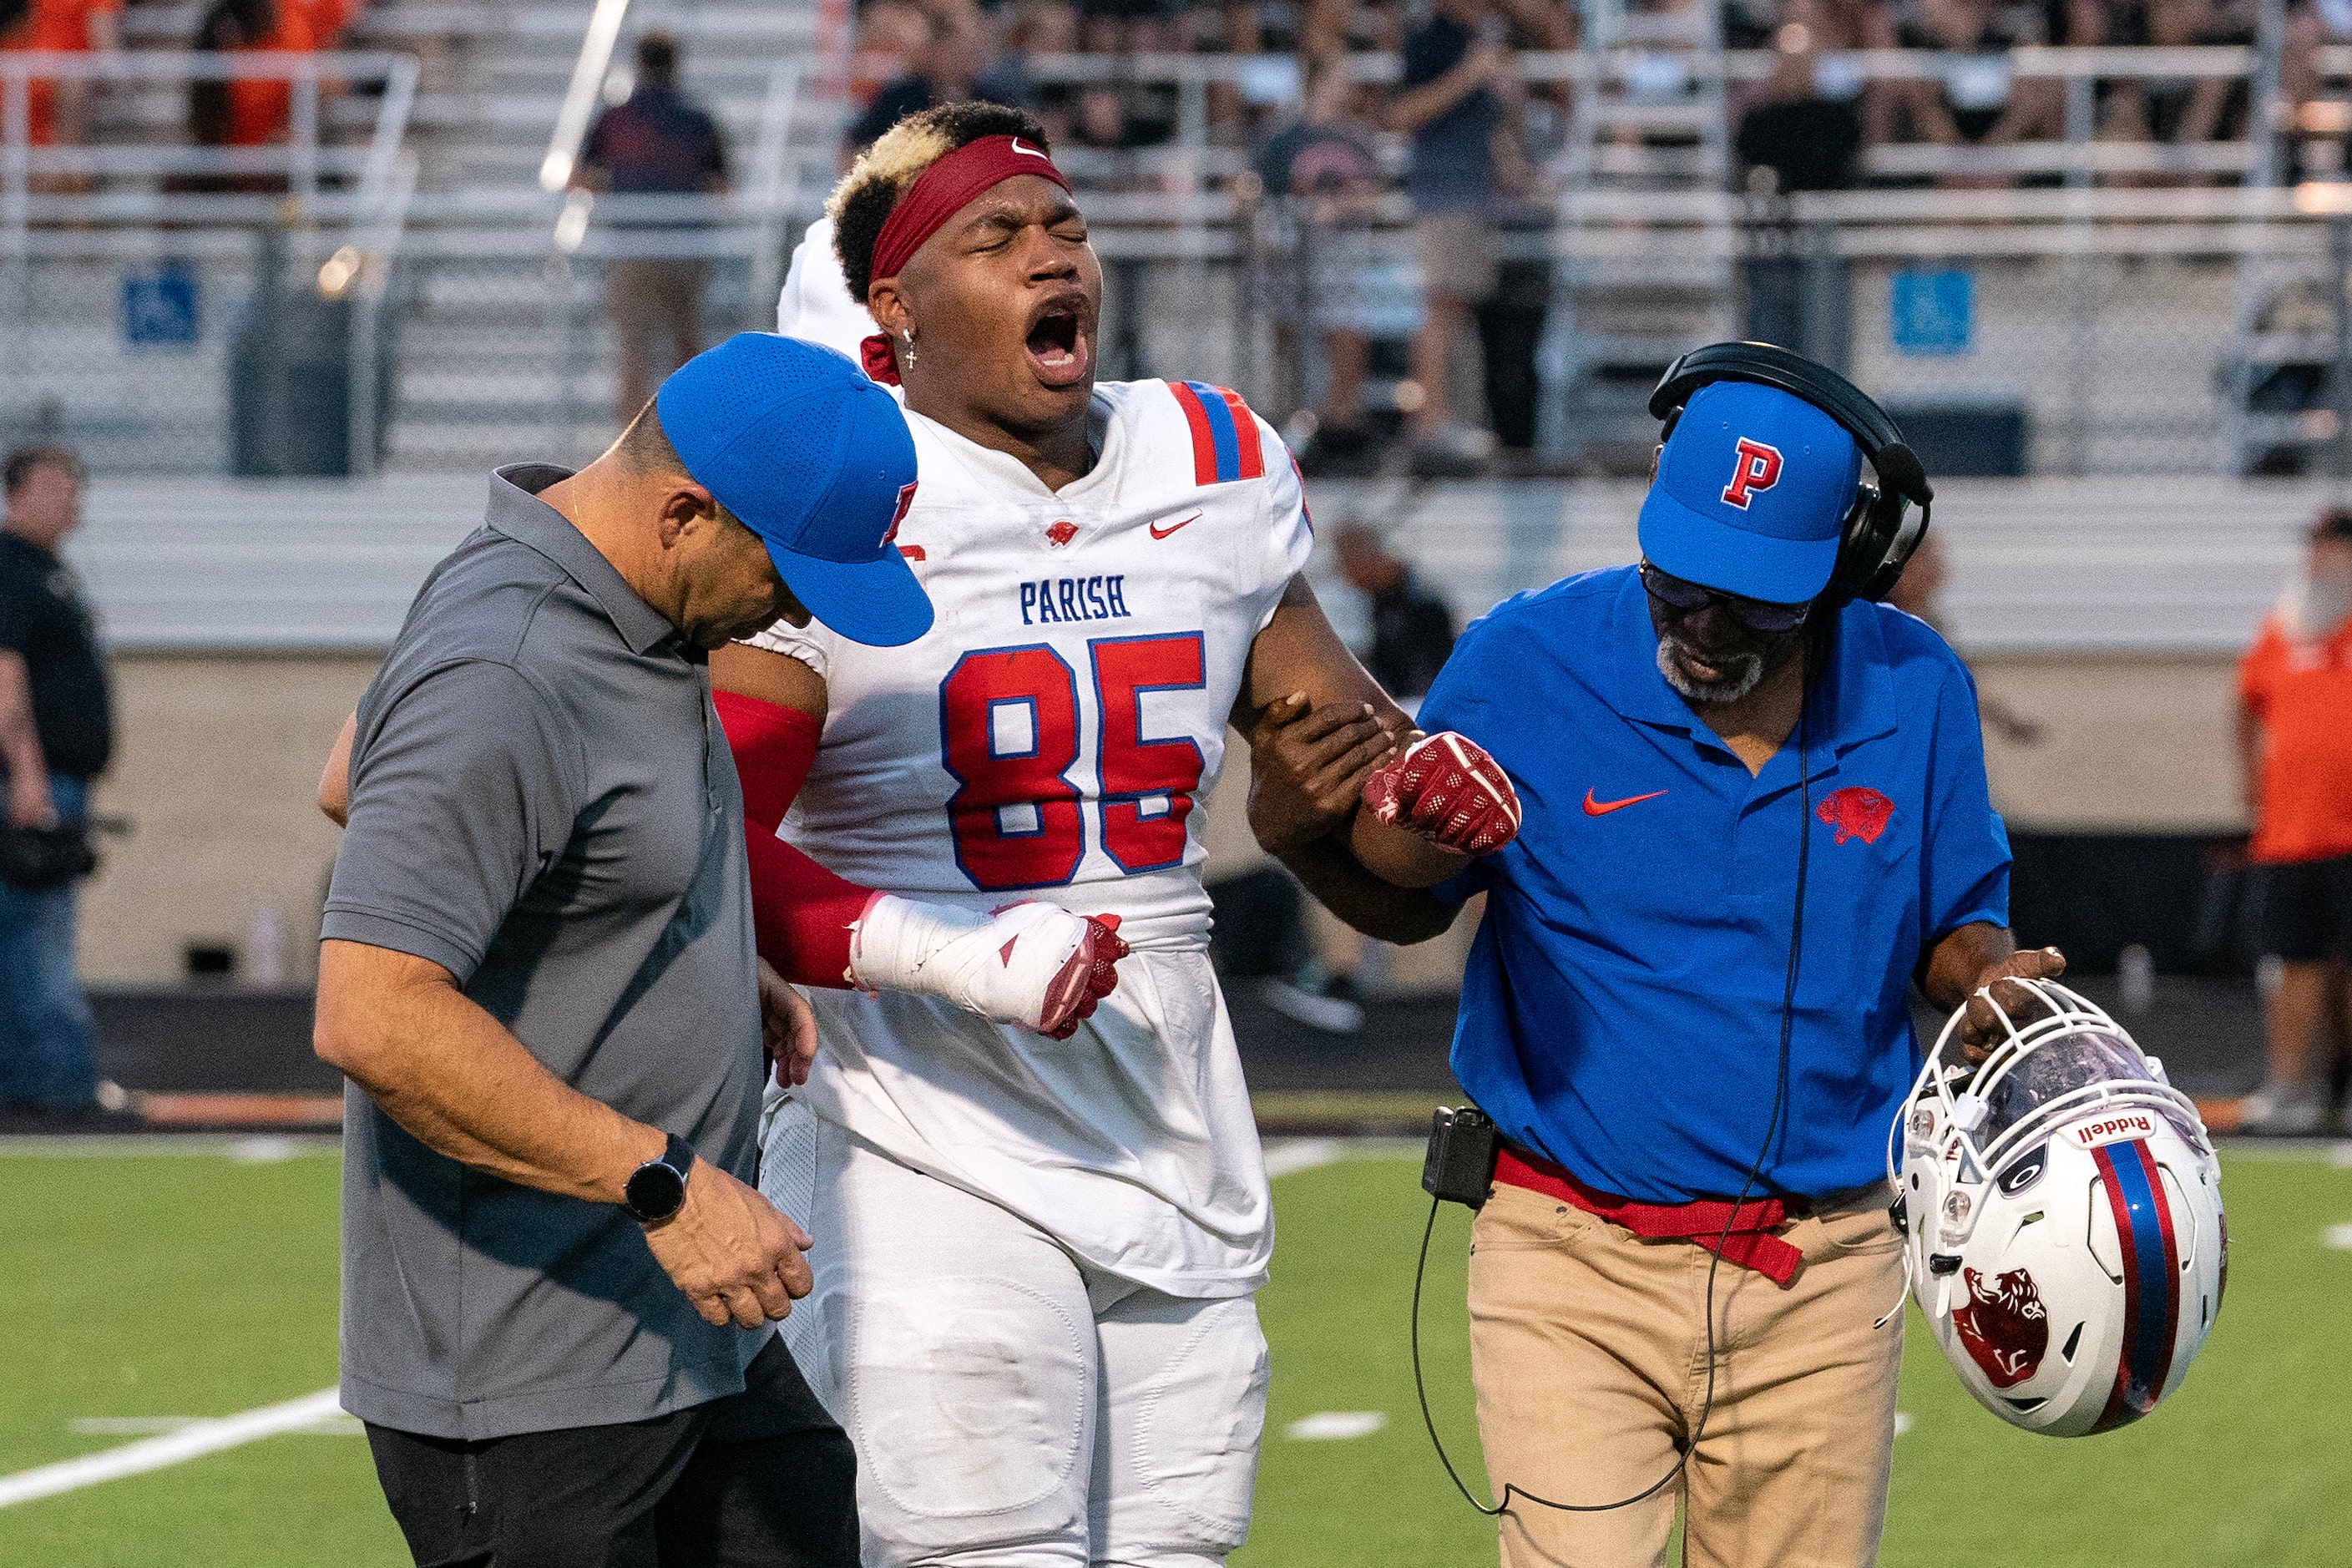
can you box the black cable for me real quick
[1413,690,1813,1520]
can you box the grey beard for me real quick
[1657,635,1765,703]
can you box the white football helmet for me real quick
[1890,979,2225,1438]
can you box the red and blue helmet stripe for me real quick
[2089,1139,2183,1433]
[1170,381,1265,486]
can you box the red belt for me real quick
[1494,1146,1807,1289]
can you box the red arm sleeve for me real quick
[746,827,873,989]
[715,688,822,832]
[718,685,874,989]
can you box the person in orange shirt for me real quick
[188,0,352,159]
[2236,508,2352,1135]
[0,0,123,154]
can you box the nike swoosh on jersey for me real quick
[1148,513,1201,539]
[1582,788,1668,817]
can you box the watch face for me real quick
[626,1158,687,1222]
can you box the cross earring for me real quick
[902,328,917,372]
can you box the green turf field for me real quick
[1,1137,2345,1566]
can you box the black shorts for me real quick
[364,1336,856,1568]
[2255,853,2352,963]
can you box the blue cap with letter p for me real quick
[1636,380,1863,604]
[656,332,931,647]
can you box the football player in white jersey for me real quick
[711,102,1521,1568]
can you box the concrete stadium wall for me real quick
[79,654,376,985]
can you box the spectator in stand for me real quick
[1255,54,1385,467]
[977,0,1080,140]
[844,9,1004,155]
[2105,0,2252,177]
[188,0,341,187]
[847,0,930,114]
[2234,509,2352,1136]
[0,446,124,1133]
[1302,0,1411,57]
[284,0,360,53]
[1077,0,1179,54]
[1388,0,1511,476]
[1333,522,1456,706]
[1737,16,1865,195]
[0,0,122,175]
[577,30,730,427]
[1889,0,2061,187]
[1733,17,1864,366]
[2282,0,2346,138]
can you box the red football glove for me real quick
[1038,912,1128,1040]
[1361,731,1521,856]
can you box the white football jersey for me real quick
[750,378,1311,1296]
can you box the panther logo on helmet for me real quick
[1953,1267,2048,1388]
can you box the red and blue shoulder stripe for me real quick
[1168,380,1266,485]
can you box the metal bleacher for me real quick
[70,468,2312,656]
[315,0,840,470]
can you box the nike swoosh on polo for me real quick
[1582,788,1668,817]
[1148,513,1201,539]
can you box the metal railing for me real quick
[0,51,419,243]
[0,51,420,474]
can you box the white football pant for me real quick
[763,1103,1269,1568]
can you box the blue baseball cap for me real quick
[1636,380,1864,604]
[656,333,931,647]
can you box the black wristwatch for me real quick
[624,1132,695,1225]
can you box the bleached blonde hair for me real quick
[827,101,1052,305]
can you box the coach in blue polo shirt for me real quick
[1250,349,2064,1568]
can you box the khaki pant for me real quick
[607,256,711,423]
[1467,1179,1906,1568]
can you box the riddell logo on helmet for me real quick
[2067,1114,2155,1148]
[1720,438,1783,508]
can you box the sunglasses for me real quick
[1638,563,1813,634]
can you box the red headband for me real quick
[859,134,1071,386]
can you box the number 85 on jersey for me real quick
[939,632,1209,893]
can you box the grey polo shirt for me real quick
[321,463,766,1441]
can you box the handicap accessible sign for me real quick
[1889,267,1973,356]
[123,267,200,348]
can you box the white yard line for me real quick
[1262,1136,1423,1180]
[2208,1139,2352,1164]
[2324,1223,2352,1251]
[66,1414,360,1438]
[1286,1411,1388,1440]
[0,1388,343,1510]
[0,1135,340,1159]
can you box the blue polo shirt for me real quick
[1419,565,2011,1202]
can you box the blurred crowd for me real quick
[835,0,2352,470]
[840,0,2352,189]
[0,0,365,185]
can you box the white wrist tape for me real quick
[848,894,1092,1033]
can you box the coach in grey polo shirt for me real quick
[313,334,930,1568]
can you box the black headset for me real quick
[1649,341,1935,607]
